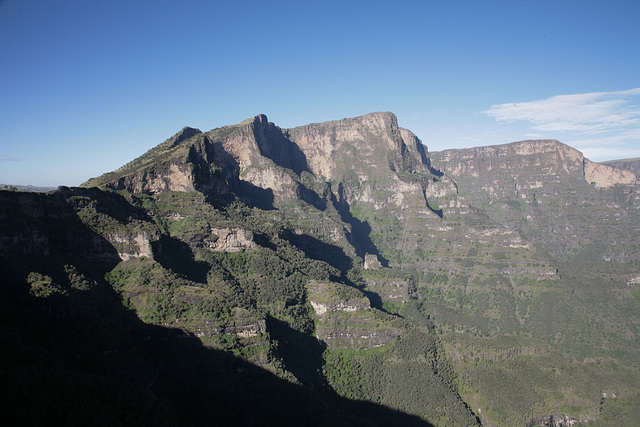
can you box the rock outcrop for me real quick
[106,231,154,260]
[431,139,638,188]
[363,253,383,270]
[207,227,256,252]
[306,280,405,349]
[82,128,230,195]
[307,280,371,317]
[185,307,266,339]
[0,187,155,261]
[584,158,637,187]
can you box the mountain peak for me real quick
[81,112,430,199]
[157,125,200,144]
[253,113,268,124]
[235,114,269,128]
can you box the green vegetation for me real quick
[4,116,640,425]
[323,330,479,426]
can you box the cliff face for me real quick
[83,112,449,213]
[286,112,410,179]
[6,112,640,426]
[82,129,229,196]
[0,188,158,261]
[601,157,640,176]
[286,112,451,215]
[307,280,406,349]
[431,139,637,189]
[430,139,640,259]
[84,115,311,205]
[79,113,570,339]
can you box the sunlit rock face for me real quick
[207,227,256,252]
[430,139,640,259]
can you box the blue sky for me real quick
[1,0,639,186]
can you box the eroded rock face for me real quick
[307,280,371,317]
[431,139,638,190]
[82,112,449,224]
[106,231,154,261]
[0,188,150,261]
[286,112,401,180]
[285,112,441,209]
[601,157,640,175]
[430,139,640,259]
[110,163,199,194]
[207,227,256,252]
[240,166,299,200]
[314,313,406,349]
[83,129,229,196]
[186,308,267,339]
[363,254,382,270]
[215,114,307,174]
[584,158,637,187]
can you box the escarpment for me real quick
[601,157,640,175]
[5,112,640,427]
[430,139,640,259]
[83,112,453,216]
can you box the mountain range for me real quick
[2,112,640,426]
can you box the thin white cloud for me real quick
[571,128,640,148]
[0,155,25,161]
[484,88,640,134]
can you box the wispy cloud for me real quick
[571,128,640,147]
[482,88,640,161]
[484,88,640,134]
[0,155,25,161]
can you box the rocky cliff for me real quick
[78,115,587,344]
[4,112,640,426]
[601,157,640,176]
[431,139,637,188]
[430,139,640,259]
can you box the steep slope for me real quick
[83,115,310,203]
[286,115,564,339]
[429,140,640,424]
[5,114,484,426]
[430,140,640,259]
[80,114,640,424]
[280,117,640,425]
[4,114,640,426]
[601,157,640,176]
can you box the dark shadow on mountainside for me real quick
[0,189,434,426]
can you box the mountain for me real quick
[601,157,640,176]
[2,113,640,426]
[430,140,640,258]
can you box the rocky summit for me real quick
[2,112,640,426]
